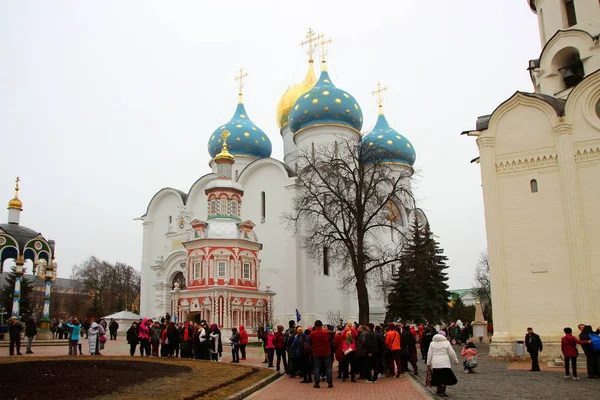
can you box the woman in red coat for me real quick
[333,327,345,379]
[239,325,248,360]
[561,327,591,380]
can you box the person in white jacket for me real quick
[427,332,459,397]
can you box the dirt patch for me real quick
[0,359,191,400]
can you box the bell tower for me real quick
[527,0,600,99]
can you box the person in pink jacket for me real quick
[265,327,276,368]
[461,342,478,373]
[341,323,358,382]
[138,318,151,357]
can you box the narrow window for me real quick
[261,191,266,223]
[530,179,538,193]
[220,199,227,215]
[194,262,201,280]
[218,261,226,277]
[334,141,339,158]
[235,170,239,181]
[311,142,315,162]
[323,247,329,276]
[565,0,577,27]
[243,262,250,279]
[231,200,238,218]
[392,264,398,278]
[211,199,218,215]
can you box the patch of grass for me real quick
[0,356,275,400]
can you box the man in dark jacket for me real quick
[310,320,333,388]
[108,318,119,340]
[420,327,434,361]
[525,327,543,371]
[363,323,378,382]
[401,326,419,375]
[8,316,23,356]
[25,316,38,354]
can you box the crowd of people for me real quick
[125,317,229,360]
[7,314,600,397]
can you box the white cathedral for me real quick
[465,0,600,358]
[138,32,425,329]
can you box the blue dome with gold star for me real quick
[361,113,416,166]
[288,70,363,134]
[208,102,272,159]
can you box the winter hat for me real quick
[266,327,270,332]
[438,331,447,337]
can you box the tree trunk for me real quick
[356,277,370,324]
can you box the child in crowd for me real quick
[461,342,478,373]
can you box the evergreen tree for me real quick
[0,268,33,317]
[385,218,451,324]
[420,222,451,323]
[449,297,475,323]
[386,217,427,323]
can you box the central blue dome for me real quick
[208,102,272,159]
[288,70,363,134]
[361,113,416,166]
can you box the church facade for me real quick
[138,32,424,329]
[465,0,600,358]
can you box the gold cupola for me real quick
[276,29,319,130]
[8,177,23,210]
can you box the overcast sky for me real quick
[0,1,540,289]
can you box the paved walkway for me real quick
[411,343,600,399]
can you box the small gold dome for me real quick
[276,61,317,129]
[8,177,22,210]
[8,197,22,210]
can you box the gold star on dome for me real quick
[312,98,319,105]
[335,98,341,104]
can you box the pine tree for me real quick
[0,267,33,317]
[385,217,427,323]
[420,222,451,323]
[385,218,451,324]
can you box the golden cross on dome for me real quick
[372,81,388,115]
[234,67,249,103]
[14,176,20,192]
[317,33,333,70]
[300,28,318,62]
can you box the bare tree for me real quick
[474,251,492,321]
[285,139,414,323]
[72,256,140,316]
[325,310,344,327]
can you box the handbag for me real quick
[425,367,432,387]
[99,334,106,343]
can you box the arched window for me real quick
[323,246,330,276]
[172,272,186,290]
[595,98,600,119]
[235,170,239,181]
[311,143,315,162]
[220,199,227,215]
[565,0,577,27]
[231,200,238,218]
[530,179,538,193]
[261,191,266,223]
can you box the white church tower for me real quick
[464,0,600,359]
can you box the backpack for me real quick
[300,335,312,355]
[590,334,600,351]
[469,355,478,368]
[284,329,294,348]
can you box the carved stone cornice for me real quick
[553,123,572,136]
[495,147,559,176]
[477,136,495,149]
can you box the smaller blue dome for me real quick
[288,70,363,134]
[361,113,416,166]
[208,102,272,159]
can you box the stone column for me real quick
[476,136,510,347]
[554,123,592,322]
[11,257,25,317]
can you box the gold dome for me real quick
[7,177,22,210]
[276,60,317,129]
